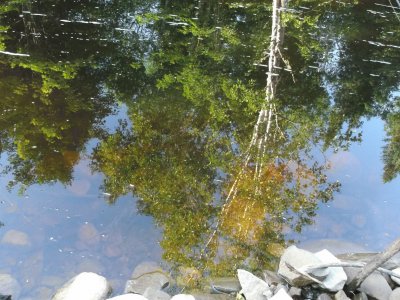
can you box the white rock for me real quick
[51,272,111,300]
[237,269,273,300]
[390,267,400,285]
[107,295,148,300]
[334,290,350,300]
[270,288,293,300]
[0,273,21,299]
[314,249,347,291]
[278,246,327,286]
[170,295,195,300]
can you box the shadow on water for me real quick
[0,0,399,297]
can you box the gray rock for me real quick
[317,293,332,300]
[237,269,273,300]
[278,246,328,286]
[143,287,171,300]
[338,253,399,271]
[390,267,400,285]
[352,292,367,300]
[107,295,148,300]
[314,249,347,292]
[1,230,30,246]
[125,262,169,294]
[170,295,195,300]
[358,272,392,300]
[0,274,21,299]
[343,267,358,285]
[288,286,302,297]
[389,288,400,300]
[52,272,111,300]
[334,290,350,300]
[270,288,293,300]
[209,277,240,294]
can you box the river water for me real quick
[0,1,399,298]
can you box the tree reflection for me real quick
[0,0,399,289]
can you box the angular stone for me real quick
[191,294,231,300]
[1,229,30,246]
[314,249,347,291]
[52,272,111,300]
[334,290,350,300]
[270,288,293,300]
[358,273,392,300]
[143,287,171,300]
[390,267,400,285]
[170,295,195,300]
[237,269,273,300]
[107,295,148,300]
[389,288,400,300]
[0,274,21,299]
[278,245,327,286]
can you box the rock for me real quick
[278,246,328,286]
[1,229,30,246]
[143,287,171,300]
[124,262,169,294]
[237,269,273,300]
[317,293,332,300]
[170,295,195,300]
[52,272,111,300]
[176,266,202,288]
[390,267,400,285]
[389,288,400,300]
[0,273,21,299]
[78,223,100,245]
[352,292,367,300]
[358,272,392,300]
[263,270,286,286]
[288,286,302,298]
[209,277,241,294]
[270,288,293,300]
[0,295,11,300]
[107,295,148,300]
[334,290,350,300]
[124,273,169,294]
[314,249,347,291]
[343,267,358,285]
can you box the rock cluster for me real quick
[18,245,400,299]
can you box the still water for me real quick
[0,0,399,298]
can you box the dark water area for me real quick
[0,0,399,298]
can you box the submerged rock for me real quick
[237,269,273,300]
[124,261,169,294]
[1,229,30,246]
[52,272,111,300]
